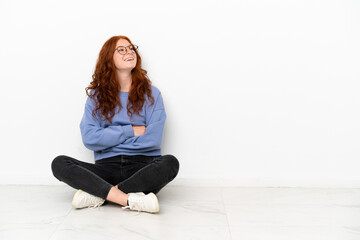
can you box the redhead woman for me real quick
[51,36,179,213]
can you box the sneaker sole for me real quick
[72,189,83,209]
[148,193,160,213]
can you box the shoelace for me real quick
[79,194,104,209]
[89,201,104,209]
[122,205,141,215]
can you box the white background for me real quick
[0,0,359,187]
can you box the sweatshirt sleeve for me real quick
[79,97,134,151]
[118,90,166,152]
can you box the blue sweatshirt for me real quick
[80,85,166,161]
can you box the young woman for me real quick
[51,35,179,214]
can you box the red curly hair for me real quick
[85,36,154,124]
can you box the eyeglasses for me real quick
[114,45,138,55]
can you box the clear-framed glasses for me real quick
[114,45,138,55]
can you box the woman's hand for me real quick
[132,126,146,136]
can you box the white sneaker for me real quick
[123,192,159,213]
[72,189,105,209]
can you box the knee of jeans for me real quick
[51,155,68,177]
[163,154,180,179]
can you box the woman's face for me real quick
[113,38,137,72]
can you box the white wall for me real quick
[0,0,359,187]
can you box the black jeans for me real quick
[51,154,179,200]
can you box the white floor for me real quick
[1,185,360,240]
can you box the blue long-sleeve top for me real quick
[80,85,166,161]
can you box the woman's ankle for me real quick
[106,186,128,206]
